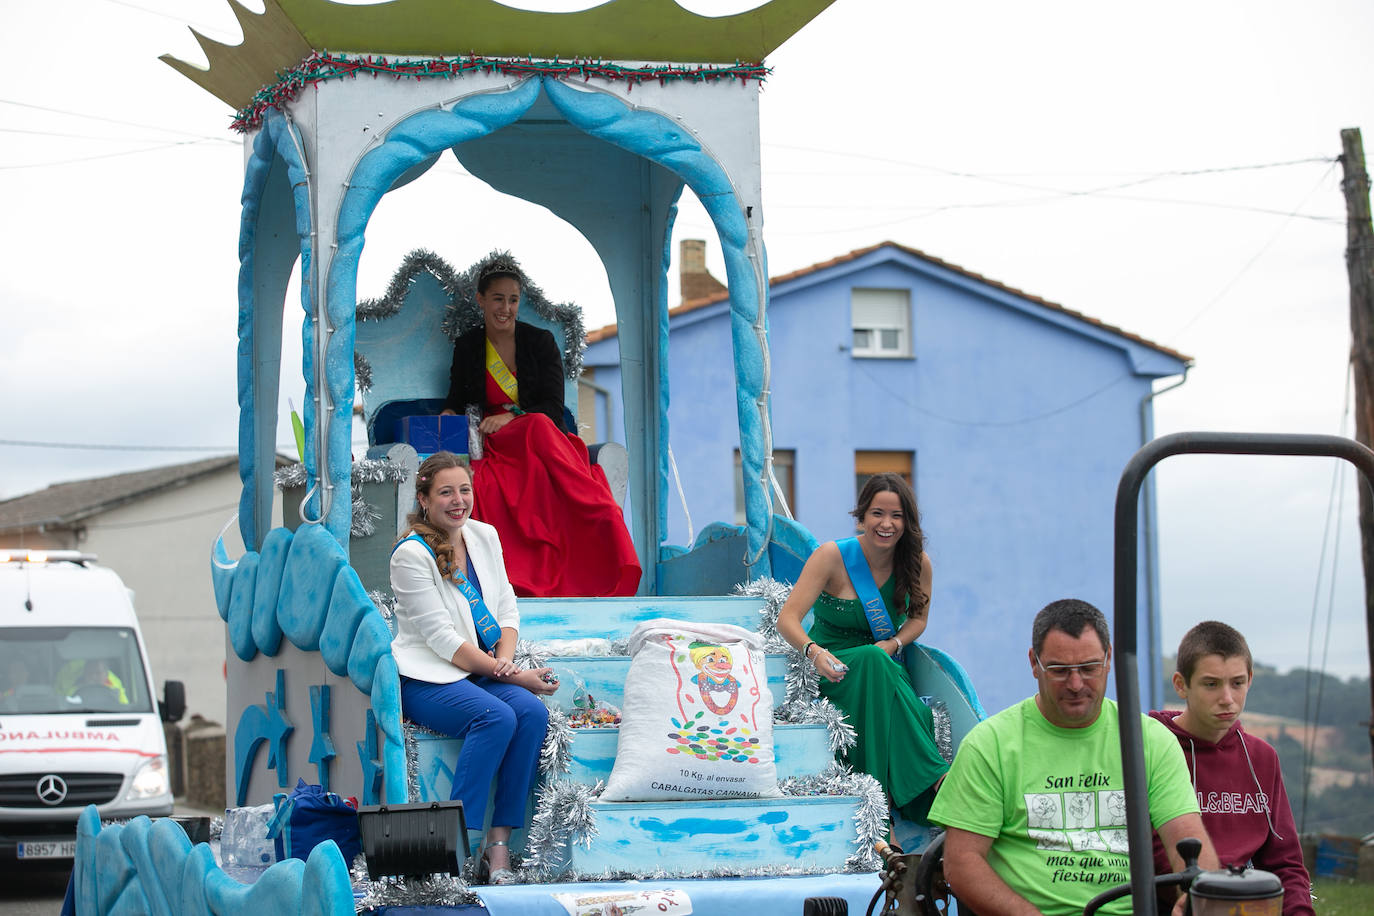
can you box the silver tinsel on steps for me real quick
[521,779,603,878]
[780,763,889,872]
[350,855,482,909]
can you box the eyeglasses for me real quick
[1034,651,1107,682]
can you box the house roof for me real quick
[586,240,1193,365]
[0,455,245,534]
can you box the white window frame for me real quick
[850,287,912,358]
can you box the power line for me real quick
[86,502,240,530]
[0,99,235,143]
[1165,162,1341,343]
[0,438,245,453]
[97,0,230,37]
[0,138,229,170]
[0,437,368,453]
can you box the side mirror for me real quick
[160,680,186,723]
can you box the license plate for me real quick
[16,840,76,859]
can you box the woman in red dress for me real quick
[442,254,640,597]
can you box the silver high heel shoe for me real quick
[478,839,516,885]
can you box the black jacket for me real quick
[444,321,568,431]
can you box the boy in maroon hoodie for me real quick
[1151,621,1313,915]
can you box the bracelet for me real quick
[892,635,903,650]
[802,641,816,660]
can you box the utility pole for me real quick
[1339,127,1374,777]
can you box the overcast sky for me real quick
[2,0,1372,681]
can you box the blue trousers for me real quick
[401,675,549,829]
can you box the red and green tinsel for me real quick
[232,51,771,132]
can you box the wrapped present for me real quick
[400,414,468,455]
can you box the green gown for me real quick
[808,576,949,824]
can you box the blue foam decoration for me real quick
[252,527,292,656]
[93,822,133,915]
[536,77,772,569]
[117,817,171,916]
[921,643,988,720]
[237,111,312,550]
[147,818,193,913]
[76,805,102,912]
[318,568,370,677]
[357,708,384,806]
[278,524,346,651]
[178,842,217,916]
[205,855,306,914]
[345,613,392,695]
[301,840,355,916]
[367,652,409,804]
[211,537,236,620]
[308,684,336,789]
[233,705,271,807]
[228,552,261,661]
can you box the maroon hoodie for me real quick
[1149,710,1313,916]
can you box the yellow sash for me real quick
[485,338,519,404]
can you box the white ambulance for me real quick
[0,550,184,865]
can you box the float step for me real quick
[517,595,767,641]
[557,795,863,875]
[540,653,788,713]
[408,721,835,801]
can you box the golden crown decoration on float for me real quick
[163,0,837,112]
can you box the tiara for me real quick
[477,251,524,284]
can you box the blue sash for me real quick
[395,534,502,652]
[837,537,896,643]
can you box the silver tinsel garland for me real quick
[367,590,395,624]
[517,769,888,882]
[521,779,603,878]
[274,458,409,538]
[353,351,373,394]
[780,763,888,873]
[736,575,793,653]
[354,247,587,380]
[350,854,482,909]
[538,705,574,778]
[775,696,856,755]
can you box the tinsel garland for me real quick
[368,589,396,623]
[353,350,373,394]
[518,769,888,881]
[539,706,575,778]
[521,779,603,878]
[350,855,482,909]
[402,720,427,802]
[780,763,888,872]
[275,457,410,538]
[775,695,856,755]
[232,51,771,132]
[355,247,587,381]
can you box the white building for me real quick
[0,456,284,723]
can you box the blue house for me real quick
[582,240,1191,714]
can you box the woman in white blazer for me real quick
[390,451,557,884]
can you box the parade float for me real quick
[69,2,990,914]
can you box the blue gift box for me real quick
[399,415,468,456]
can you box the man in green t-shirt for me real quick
[928,599,1218,915]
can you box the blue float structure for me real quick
[71,3,988,914]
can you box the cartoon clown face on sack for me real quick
[689,641,741,714]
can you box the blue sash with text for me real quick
[837,536,897,645]
[395,534,502,652]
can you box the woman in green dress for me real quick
[777,472,948,823]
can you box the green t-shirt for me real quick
[928,697,1197,916]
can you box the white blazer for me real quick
[389,520,520,684]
